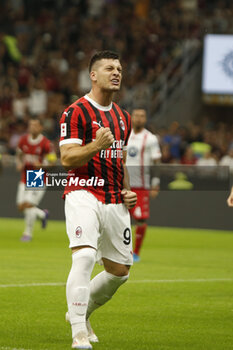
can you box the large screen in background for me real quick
[202,34,233,95]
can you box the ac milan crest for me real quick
[120,119,125,131]
[75,226,82,238]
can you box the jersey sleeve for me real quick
[43,138,53,154]
[123,111,132,151]
[59,106,85,146]
[149,134,162,160]
[42,138,57,164]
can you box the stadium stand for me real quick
[0,0,233,167]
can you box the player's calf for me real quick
[86,270,129,319]
[41,209,49,229]
[66,248,96,342]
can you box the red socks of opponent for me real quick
[134,223,147,256]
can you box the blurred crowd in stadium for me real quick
[0,0,233,169]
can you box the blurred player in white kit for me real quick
[126,108,161,262]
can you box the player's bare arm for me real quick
[227,187,233,207]
[34,152,57,169]
[121,150,137,209]
[16,148,24,172]
[122,150,130,191]
[60,127,114,169]
[150,158,160,198]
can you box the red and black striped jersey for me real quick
[59,95,131,204]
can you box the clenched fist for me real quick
[96,127,114,150]
[121,189,137,209]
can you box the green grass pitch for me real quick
[0,217,233,350]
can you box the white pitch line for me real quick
[0,347,32,350]
[0,348,49,350]
[128,278,233,284]
[0,282,65,288]
[0,278,233,289]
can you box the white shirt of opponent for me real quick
[126,129,161,189]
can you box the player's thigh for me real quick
[65,190,100,249]
[16,182,45,207]
[98,203,133,266]
[28,188,46,206]
[16,182,25,206]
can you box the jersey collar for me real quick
[84,94,112,111]
[28,134,43,145]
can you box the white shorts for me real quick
[65,190,133,266]
[16,182,46,206]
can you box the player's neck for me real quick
[88,89,113,107]
[133,127,144,134]
[30,133,40,140]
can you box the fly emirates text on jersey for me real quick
[99,140,125,159]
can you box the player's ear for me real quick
[90,70,97,82]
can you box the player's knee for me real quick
[106,265,130,278]
[106,271,130,287]
[18,204,25,212]
[25,202,34,208]
[119,265,130,278]
[119,271,130,283]
[72,246,96,270]
[19,202,33,211]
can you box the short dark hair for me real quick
[29,117,43,126]
[89,50,120,72]
[131,105,148,113]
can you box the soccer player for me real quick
[59,51,137,349]
[16,118,56,241]
[126,108,161,262]
[227,187,233,207]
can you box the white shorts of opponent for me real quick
[65,190,133,266]
[16,182,46,206]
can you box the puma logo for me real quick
[93,121,102,128]
[63,111,71,117]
